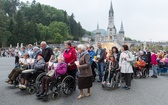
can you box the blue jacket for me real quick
[88,50,96,64]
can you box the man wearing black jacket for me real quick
[95,43,105,82]
[145,48,151,76]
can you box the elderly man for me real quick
[40,41,54,63]
[95,43,106,82]
[145,47,151,77]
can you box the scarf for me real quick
[80,50,88,58]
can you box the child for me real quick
[102,55,119,85]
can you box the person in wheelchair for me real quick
[5,53,30,84]
[19,54,45,89]
[133,57,146,78]
[36,55,67,98]
[157,55,168,75]
[102,55,119,86]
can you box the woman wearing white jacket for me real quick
[119,45,134,90]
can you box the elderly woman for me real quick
[119,45,134,90]
[5,53,30,84]
[19,54,45,89]
[36,55,67,98]
[76,44,92,99]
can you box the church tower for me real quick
[107,1,116,41]
[118,22,125,44]
[95,23,101,42]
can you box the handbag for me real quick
[46,70,55,77]
[128,51,134,66]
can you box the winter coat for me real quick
[119,51,134,73]
[88,50,96,64]
[34,58,45,71]
[55,62,67,78]
[134,60,146,70]
[151,53,158,65]
[96,48,105,63]
[105,61,119,72]
[63,47,77,70]
[78,52,92,77]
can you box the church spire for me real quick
[109,1,114,17]
[119,21,124,34]
[96,23,101,35]
[97,23,99,30]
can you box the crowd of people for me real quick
[4,41,168,100]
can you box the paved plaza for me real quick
[0,57,168,105]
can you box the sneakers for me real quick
[122,85,130,90]
[107,82,110,86]
[18,84,22,88]
[22,85,26,89]
[125,87,130,90]
[19,84,27,89]
[97,80,101,83]
[151,75,157,78]
[36,92,44,97]
[122,85,127,89]
[102,81,105,85]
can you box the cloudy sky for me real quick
[22,0,168,42]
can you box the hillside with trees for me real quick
[0,0,88,47]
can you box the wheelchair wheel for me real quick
[111,76,116,90]
[52,92,59,100]
[61,75,75,96]
[115,72,121,88]
[50,82,62,93]
[143,68,147,78]
[35,72,46,92]
[28,86,36,94]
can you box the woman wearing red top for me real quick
[63,42,77,90]
[151,50,158,78]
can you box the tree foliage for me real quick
[0,0,87,47]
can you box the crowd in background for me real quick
[4,41,168,100]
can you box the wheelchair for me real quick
[157,62,168,75]
[102,70,122,90]
[35,73,75,100]
[19,69,45,94]
[135,67,148,78]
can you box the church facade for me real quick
[95,1,125,45]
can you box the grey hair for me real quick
[77,44,86,50]
[33,46,39,50]
[57,55,64,61]
[41,41,47,45]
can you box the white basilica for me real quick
[95,1,125,45]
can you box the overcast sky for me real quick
[22,0,168,42]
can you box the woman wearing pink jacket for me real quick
[37,55,67,98]
[151,50,158,78]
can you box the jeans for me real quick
[97,62,104,81]
[152,65,157,76]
